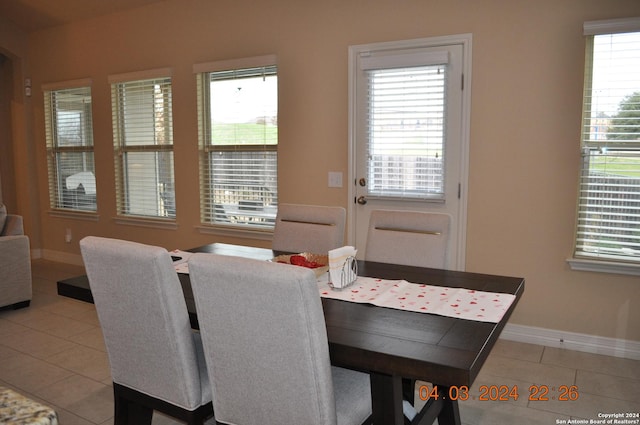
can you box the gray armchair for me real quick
[0,208,32,310]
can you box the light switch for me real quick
[328,171,343,188]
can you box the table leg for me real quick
[410,385,461,425]
[437,386,461,425]
[370,373,404,425]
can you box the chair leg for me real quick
[185,410,210,425]
[113,385,153,425]
[11,300,30,310]
[402,378,417,425]
[402,378,415,404]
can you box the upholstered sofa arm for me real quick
[0,235,32,309]
[2,214,24,236]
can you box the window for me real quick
[196,56,278,231]
[571,17,640,274]
[44,82,96,212]
[110,70,175,220]
[363,52,448,200]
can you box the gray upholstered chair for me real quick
[365,210,451,420]
[79,236,213,425]
[272,203,346,254]
[0,205,32,310]
[365,210,451,269]
[188,253,372,425]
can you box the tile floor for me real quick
[0,259,638,425]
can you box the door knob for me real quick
[356,196,367,205]
[359,178,366,187]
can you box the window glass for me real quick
[575,29,640,264]
[44,86,96,211]
[366,65,446,199]
[198,64,278,229]
[112,77,175,218]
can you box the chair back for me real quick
[189,253,338,425]
[272,204,346,254]
[79,236,209,411]
[365,210,451,268]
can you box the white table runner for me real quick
[173,249,515,323]
[318,275,515,323]
[171,250,193,274]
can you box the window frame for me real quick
[109,68,177,226]
[43,79,98,218]
[194,55,278,239]
[568,17,640,276]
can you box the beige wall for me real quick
[0,16,42,248]
[7,0,640,341]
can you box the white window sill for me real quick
[567,257,640,277]
[49,210,99,221]
[197,224,273,242]
[113,216,178,230]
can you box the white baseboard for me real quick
[30,248,43,260]
[500,323,640,360]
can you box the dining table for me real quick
[57,242,524,425]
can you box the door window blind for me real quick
[111,76,175,219]
[576,22,640,263]
[44,85,96,211]
[197,63,278,229]
[362,52,448,200]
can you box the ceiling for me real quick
[0,0,168,32]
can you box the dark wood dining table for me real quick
[57,243,524,425]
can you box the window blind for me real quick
[575,23,640,263]
[44,85,96,211]
[111,77,175,219]
[197,63,278,229]
[365,64,447,200]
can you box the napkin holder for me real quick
[328,255,358,290]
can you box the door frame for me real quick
[347,33,473,271]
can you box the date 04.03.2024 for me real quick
[418,385,579,402]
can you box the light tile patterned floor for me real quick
[0,259,638,424]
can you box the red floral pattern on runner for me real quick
[318,276,515,323]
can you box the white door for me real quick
[348,36,471,270]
